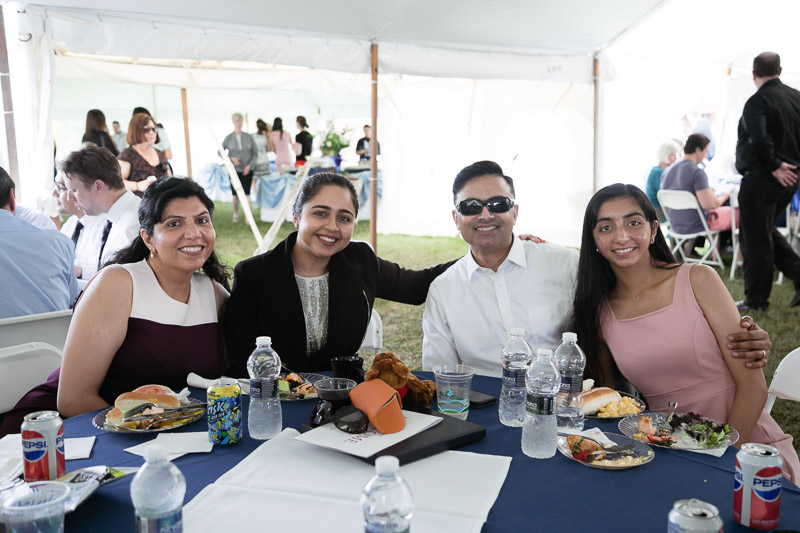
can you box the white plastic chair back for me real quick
[0,343,62,414]
[359,308,383,353]
[0,310,72,351]
[764,347,800,414]
[657,189,725,268]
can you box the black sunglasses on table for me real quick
[455,196,515,216]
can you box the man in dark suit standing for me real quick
[735,52,800,311]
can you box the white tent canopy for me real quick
[3,0,800,245]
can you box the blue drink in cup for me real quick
[432,365,475,420]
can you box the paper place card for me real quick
[294,410,442,458]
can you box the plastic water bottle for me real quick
[130,444,186,533]
[247,336,283,440]
[499,327,534,427]
[554,332,586,431]
[521,348,560,459]
[361,456,413,533]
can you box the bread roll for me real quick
[113,392,180,413]
[581,387,622,415]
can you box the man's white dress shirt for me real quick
[422,238,579,377]
[60,214,106,279]
[101,190,141,266]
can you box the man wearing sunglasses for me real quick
[421,160,775,378]
[421,161,579,377]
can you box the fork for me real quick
[122,402,206,421]
[658,401,679,432]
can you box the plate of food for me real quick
[582,385,645,419]
[619,411,739,450]
[236,372,323,400]
[557,432,654,470]
[93,384,205,433]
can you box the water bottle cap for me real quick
[256,336,271,346]
[375,455,399,475]
[536,348,553,357]
[510,327,525,337]
[144,444,168,463]
[561,332,577,342]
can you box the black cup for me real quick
[309,378,357,427]
[331,355,365,383]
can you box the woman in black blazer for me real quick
[224,172,452,375]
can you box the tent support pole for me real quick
[0,8,20,192]
[181,88,192,177]
[592,55,600,193]
[369,42,378,253]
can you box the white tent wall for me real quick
[3,6,54,210]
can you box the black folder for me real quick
[359,411,486,465]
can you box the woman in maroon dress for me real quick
[0,178,229,436]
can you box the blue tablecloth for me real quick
[62,373,799,532]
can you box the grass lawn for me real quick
[213,201,799,453]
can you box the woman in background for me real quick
[82,109,119,157]
[252,118,274,182]
[573,183,799,481]
[270,117,294,172]
[132,107,173,161]
[222,113,258,223]
[294,115,313,166]
[118,113,172,197]
[645,139,681,222]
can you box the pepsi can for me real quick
[667,499,723,532]
[734,443,783,529]
[21,410,65,481]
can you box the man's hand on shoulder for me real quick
[772,161,798,187]
[727,316,771,369]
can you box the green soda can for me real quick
[207,378,242,444]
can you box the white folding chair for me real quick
[776,205,793,285]
[0,343,62,414]
[359,308,383,353]
[730,190,742,281]
[657,189,725,268]
[0,309,72,351]
[764,347,800,414]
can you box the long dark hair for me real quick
[573,183,676,384]
[108,177,229,284]
[273,117,284,139]
[292,172,359,219]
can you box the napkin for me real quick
[125,432,213,461]
[184,428,511,533]
[65,436,95,460]
[0,434,23,483]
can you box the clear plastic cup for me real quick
[432,365,475,420]
[0,481,70,533]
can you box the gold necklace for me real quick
[616,284,650,302]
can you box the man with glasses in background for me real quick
[53,172,105,280]
[421,161,578,376]
[421,160,775,377]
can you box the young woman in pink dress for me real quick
[573,183,799,482]
[270,117,294,172]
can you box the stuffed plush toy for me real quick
[364,352,436,409]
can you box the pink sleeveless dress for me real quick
[600,263,799,482]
